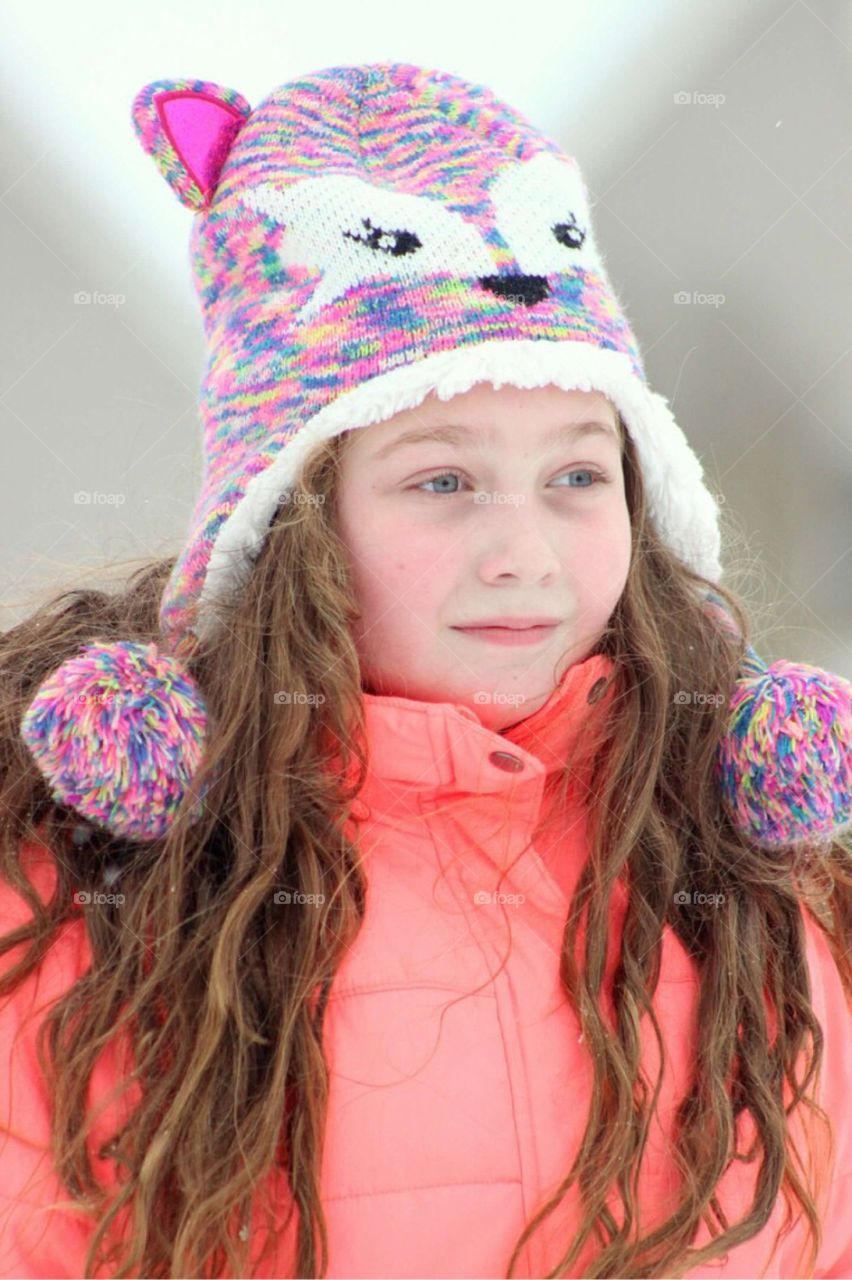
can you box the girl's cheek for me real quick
[374,505,454,555]
[354,521,449,599]
[575,521,631,596]
[579,528,625,569]
[388,539,448,592]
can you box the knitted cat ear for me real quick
[131,79,252,210]
[702,591,851,849]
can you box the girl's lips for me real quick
[452,624,559,646]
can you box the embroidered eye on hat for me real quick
[18,63,850,848]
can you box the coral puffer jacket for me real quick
[1,652,851,1279]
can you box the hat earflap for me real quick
[20,640,210,843]
[703,591,851,849]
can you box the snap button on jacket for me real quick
[1,653,851,1278]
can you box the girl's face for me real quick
[335,382,631,731]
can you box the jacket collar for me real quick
[355,650,617,803]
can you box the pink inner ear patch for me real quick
[156,91,247,203]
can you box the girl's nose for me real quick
[477,518,562,582]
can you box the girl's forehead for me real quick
[346,385,620,453]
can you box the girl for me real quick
[1,62,850,1280]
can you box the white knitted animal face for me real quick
[238,153,602,320]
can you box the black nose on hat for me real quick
[478,274,551,307]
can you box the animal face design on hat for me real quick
[237,153,601,322]
[196,142,632,458]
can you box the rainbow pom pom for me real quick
[20,640,210,842]
[717,646,852,848]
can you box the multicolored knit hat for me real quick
[19,63,850,848]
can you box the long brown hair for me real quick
[1,417,850,1278]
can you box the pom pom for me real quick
[20,640,210,842]
[717,647,852,848]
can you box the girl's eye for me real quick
[411,468,609,495]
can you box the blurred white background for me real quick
[1,0,850,674]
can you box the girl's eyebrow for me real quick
[372,418,619,462]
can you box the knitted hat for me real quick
[19,63,850,848]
